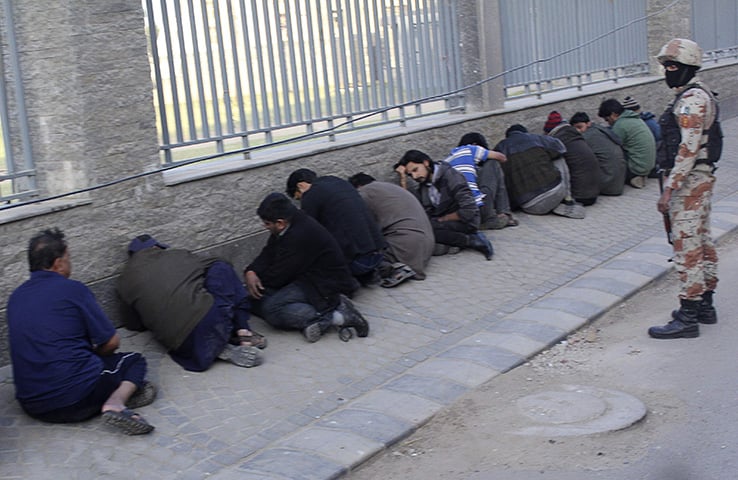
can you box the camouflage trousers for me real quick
[669,169,718,300]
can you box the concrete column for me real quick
[647,0,693,74]
[11,0,160,199]
[457,0,505,112]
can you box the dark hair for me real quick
[348,172,376,187]
[397,150,431,167]
[598,99,624,119]
[505,124,528,136]
[458,132,489,149]
[28,227,67,272]
[286,168,317,198]
[257,192,298,222]
[569,112,590,125]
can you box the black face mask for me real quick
[664,62,698,88]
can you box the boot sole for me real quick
[648,330,699,339]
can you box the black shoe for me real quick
[649,300,700,339]
[336,294,369,337]
[671,291,717,324]
[468,232,494,260]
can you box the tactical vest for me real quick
[656,84,722,172]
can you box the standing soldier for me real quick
[648,38,719,339]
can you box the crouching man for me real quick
[244,193,369,342]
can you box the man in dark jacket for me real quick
[494,124,585,219]
[286,168,386,285]
[118,235,265,372]
[244,193,368,343]
[544,111,600,206]
[570,112,627,196]
[396,150,494,260]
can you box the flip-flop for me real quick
[217,344,263,368]
[102,409,155,435]
[380,263,416,288]
[126,381,157,410]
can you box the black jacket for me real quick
[301,175,385,262]
[246,210,357,311]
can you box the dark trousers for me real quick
[430,219,475,248]
[25,352,147,423]
[170,261,252,372]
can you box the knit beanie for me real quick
[543,111,563,133]
[622,96,640,111]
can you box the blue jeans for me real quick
[250,282,333,331]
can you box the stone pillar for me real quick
[457,0,505,112]
[647,0,693,74]
[11,0,160,200]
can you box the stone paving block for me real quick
[460,331,547,357]
[547,287,622,310]
[277,427,384,467]
[532,296,604,318]
[486,318,568,345]
[382,374,468,405]
[583,269,656,288]
[567,276,640,297]
[603,259,671,278]
[316,408,414,445]
[349,389,444,424]
[236,448,344,480]
[439,344,525,373]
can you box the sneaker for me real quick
[629,175,646,189]
[217,344,262,367]
[302,321,323,343]
[552,200,585,219]
[335,295,369,337]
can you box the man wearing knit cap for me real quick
[622,95,662,148]
[544,111,600,206]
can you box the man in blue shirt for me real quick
[7,228,156,435]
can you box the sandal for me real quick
[230,330,268,349]
[126,381,157,409]
[380,263,416,288]
[102,408,155,435]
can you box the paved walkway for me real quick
[3,117,738,480]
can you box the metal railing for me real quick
[0,0,35,206]
[499,0,650,99]
[693,0,738,63]
[143,0,464,165]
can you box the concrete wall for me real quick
[1,0,736,367]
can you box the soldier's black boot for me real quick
[671,290,717,324]
[697,290,717,324]
[649,299,700,339]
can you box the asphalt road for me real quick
[348,233,738,480]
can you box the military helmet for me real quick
[656,38,702,68]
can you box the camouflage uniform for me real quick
[667,81,718,300]
[648,38,718,339]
